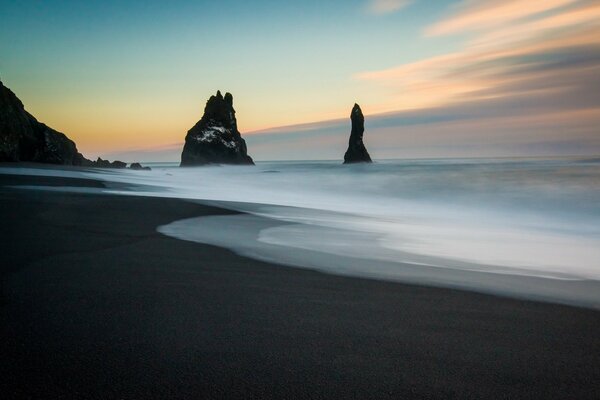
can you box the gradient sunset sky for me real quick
[1,0,599,161]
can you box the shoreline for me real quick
[1,171,600,398]
[159,212,600,310]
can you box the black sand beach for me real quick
[1,171,599,399]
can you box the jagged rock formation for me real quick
[181,91,254,166]
[343,103,372,164]
[0,80,150,170]
[0,80,84,165]
[85,157,127,169]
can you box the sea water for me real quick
[4,157,600,306]
[135,158,600,276]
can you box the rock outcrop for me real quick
[1,80,84,165]
[129,162,151,171]
[343,103,372,164]
[84,157,127,169]
[180,91,254,166]
[0,80,151,170]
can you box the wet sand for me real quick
[1,171,599,399]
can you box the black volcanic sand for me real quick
[1,172,599,399]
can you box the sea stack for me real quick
[343,103,372,164]
[0,79,84,165]
[180,91,254,166]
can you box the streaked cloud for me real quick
[367,0,411,15]
[356,0,600,114]
[426,0,578,36]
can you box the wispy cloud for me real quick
[425,0,578,36]
[367,0,411,15]
[356,0,600,115]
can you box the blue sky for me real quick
[1,0,599,161]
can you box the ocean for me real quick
[4,157,600,307]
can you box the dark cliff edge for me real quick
[181,91,254,166]
[343,103,372,164]
[0,80,150,170]
[0,80,84,165]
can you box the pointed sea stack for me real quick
[343,103,372,164]
[180,91,254,166]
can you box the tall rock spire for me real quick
[343,103,372,164]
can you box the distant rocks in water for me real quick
[0,79,84,165]
[81,158,151,170]
[180,91,254,166]
[343,103,372,164]
[84,157,127,169]
[129,162,151,171]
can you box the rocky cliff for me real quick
[180,91,254,166]
[0,80,150,169]
[343,103,372,164]
[0,80,84,165]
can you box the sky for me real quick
[1,0,599,161]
